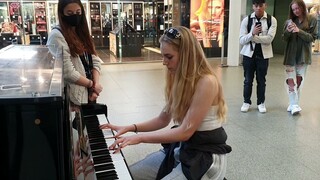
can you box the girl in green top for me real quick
[282,0,318,115]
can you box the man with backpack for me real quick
[239,0,277,113]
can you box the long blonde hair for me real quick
[159,26,227,124]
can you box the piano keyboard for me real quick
[84,114,132,180]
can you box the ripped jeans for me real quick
[285,64,307,105]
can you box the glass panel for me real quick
[34,2,47,34]
[123,3,133,26]
[133,3,143,31]
[90,2,101,32]
[90,2,103,47]
[22,2,34,35]
[144,2,157,47]
[0,2,9,23]
[112,2,122,29]
[101,2,112,47]
[164,0,172,29]
[48,2,58,32]
[9,2,22,29]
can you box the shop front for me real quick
[0,0,230,59]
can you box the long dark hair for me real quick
[58,0,96,56]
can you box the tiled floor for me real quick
[97,54,320,180]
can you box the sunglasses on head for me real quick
[164,28,181,39]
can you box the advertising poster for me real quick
[190,0,225,48]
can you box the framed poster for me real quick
[190,0,224,48]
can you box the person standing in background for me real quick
[100,26,231,180]
[47,0,103,108]
[282,0,318,115]
[239,0,277,113]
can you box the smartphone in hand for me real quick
[287,19,294,32]
[255,22,262,35]
[255,22,261,27]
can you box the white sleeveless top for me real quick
[197,105,222,131]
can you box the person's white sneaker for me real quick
[241,103,250,112]
[291,105,301,115]
[258,103,267,113]
[287,105,292,112]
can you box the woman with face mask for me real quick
[47,0,103,178]
[47,0,103,109]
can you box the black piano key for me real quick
[92,149,111,156]
[87,126,102,131]
[89,137,107,144]
[90,143,108,150]
[86,122,100,127]
[94,163,115,172]
[81,110,130,179]
[96,170,118,180]
[87,131,104,137]
[88,133,103,139]
[86,121,100,127]
[93,155,113,164]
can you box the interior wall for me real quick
[246,0,275,15]
[272,0,291,54]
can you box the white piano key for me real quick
[113,160,132,180]
[102,129,114,138]
[97,114,108,125]
[93,113,132,179]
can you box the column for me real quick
[227,0,247,66]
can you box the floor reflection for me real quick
[97,47,163,64]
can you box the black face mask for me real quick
[63,14,82,27]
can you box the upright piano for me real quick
[1,45,132,180]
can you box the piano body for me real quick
[1,45,132,180]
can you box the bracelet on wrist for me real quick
[133,124,138,133]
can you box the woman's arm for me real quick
[239,16,254,46]
[91,55,103,95]
[253,16,277,44]
[47,29,94,88]
[282,20,293,42]
[100,110,172,137]
[296,16,318,43]
[108,75,218,153]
